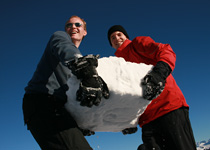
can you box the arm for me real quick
[49,31,110,107]
[132,36,176,71]
[50,31,82,65]
[133,37,175,100]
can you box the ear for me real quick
[83,30,87,37]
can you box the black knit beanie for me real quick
[107,25,129,46]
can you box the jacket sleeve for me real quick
[49,31,82,66]
[132,36,176,71]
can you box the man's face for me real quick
[110,31,128,50]
[65,17,87,43]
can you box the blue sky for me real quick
[0,0,210,149]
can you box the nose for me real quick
[115,36,120,42]
[72,23,77,28]
[115,35,121,40]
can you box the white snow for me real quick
[65,56,153,132]
[197,139,210,150]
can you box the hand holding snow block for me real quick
[68,54,110,107]
[142,61,171,100]
[66,56,153,132]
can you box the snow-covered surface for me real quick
[197,139,210,150]
[66,56,153,132]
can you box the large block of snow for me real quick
[65,56,153,132]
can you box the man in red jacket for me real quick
[107,25,196,150]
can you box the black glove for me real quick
[68,54,110,107]
[76,76,109,107]
[142,61,172,100]
[79,128,95,136]
[68,54,99,79]
[137,144,146,150]
[122,127,138,135]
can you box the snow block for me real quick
[65,56,153,132]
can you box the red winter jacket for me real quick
[114,36,189,127]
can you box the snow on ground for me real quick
[65,56,153,132]
[197,139,210,150]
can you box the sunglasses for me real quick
[66,23,82,28]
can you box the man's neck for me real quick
[72,40,81,48]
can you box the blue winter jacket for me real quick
[25,31,82,100]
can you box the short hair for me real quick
[65,15,87,31]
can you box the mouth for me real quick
[115,41,123,45]
[70,30,78,35]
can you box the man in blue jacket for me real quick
[22,15,109,150]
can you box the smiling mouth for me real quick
[115,41,122,45]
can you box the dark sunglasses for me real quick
[66,23,82,28]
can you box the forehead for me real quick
[110,31,125,37]
[68,17,82,23]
